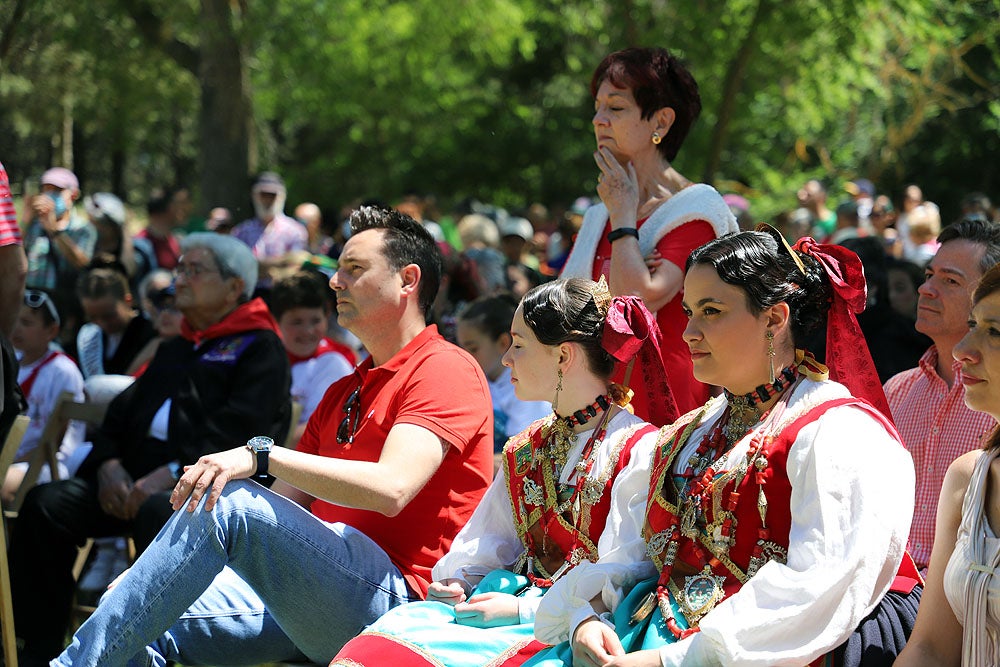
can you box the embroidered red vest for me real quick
[645,397,912,608]
[504,418,655,577]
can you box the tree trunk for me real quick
[701,0,775,184]
[197,0,251,217]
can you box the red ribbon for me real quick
[602,296,679,427]
[792,237,893,421]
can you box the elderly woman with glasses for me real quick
[8,232,292,665]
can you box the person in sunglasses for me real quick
[10,232,292,666]
[2,289,85,504]
[332,277,674,667]
[52,206,494,667]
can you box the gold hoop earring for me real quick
[766,330,776,383]
[553,368,564,413]
[651,132,662,145]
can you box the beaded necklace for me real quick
[522,397,615,586]
[721,366,798,444]
[545,393,612,468]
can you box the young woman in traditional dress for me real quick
[331,277,676,666]
[531,227,922,666]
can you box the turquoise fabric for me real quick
[523,576,682,666]
[350,569,546,666]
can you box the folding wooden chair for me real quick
[8,391,107,515]
[0,414,31,667]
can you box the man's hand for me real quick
[123,465,177,519]
[572,616,626,667]
[170,446,256,513]
[453,591,520,628]
[97,459,133,520]
[426,579,470,606]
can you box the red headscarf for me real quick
[791,236,893,421]
[602,295,679,428]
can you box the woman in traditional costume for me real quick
[331,277,676,666]
[532,227,922,666]
[560,46,738,419]
[896,263,1000,666]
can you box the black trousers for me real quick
[8,477,174,662]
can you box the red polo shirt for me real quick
[297,325,493,597]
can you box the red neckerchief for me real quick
[286,336,357,366]
[180,298,279,347]
[20,350,65,399]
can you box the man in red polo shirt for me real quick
[54,207,494,667]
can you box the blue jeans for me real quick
[53,480,417,666]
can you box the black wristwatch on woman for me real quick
[607,227,639,243]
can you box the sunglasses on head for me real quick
[24,289,60,326]
[336,386,362,445]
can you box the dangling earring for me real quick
[651,132,662,145]
[766,330,776,384]
[553,368,564,414]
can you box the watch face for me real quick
[247,436,274,451]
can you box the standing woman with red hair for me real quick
[561,47,738,422]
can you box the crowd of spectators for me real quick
[2,151,999,664]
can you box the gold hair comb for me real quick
[755,223,806,275]
[592,275,612,315]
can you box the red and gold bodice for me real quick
[504,415,654,582]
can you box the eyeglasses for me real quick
[175,261,220,279]
[24,289,60,326]
[336,386,362,445]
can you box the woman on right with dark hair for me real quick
[895,263,1000,666]
[530,227,921,666]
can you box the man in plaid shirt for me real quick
[884,217,1000,573]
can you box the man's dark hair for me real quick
[349,206,443,315]
[937,216,1000,274]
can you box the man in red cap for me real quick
[22,167,97,293]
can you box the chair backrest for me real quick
[284,400,304,449]
[9,393,107,514]
[0,416,30,483]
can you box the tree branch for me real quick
[119,0,200,75]
[0,0,30,65]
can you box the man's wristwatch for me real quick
[246,436,274,480]
[167,460,183,482]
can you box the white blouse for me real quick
[943,447,1000,666]
[432,408,658,623]
[534,379,915,667]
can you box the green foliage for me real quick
[0,0,997,220]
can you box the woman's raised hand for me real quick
[594,147,639,226]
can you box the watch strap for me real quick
[606,227,639,243]
[255,450,269,479]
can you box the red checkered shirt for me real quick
[0,161,21,247]
[884,346,996,572]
